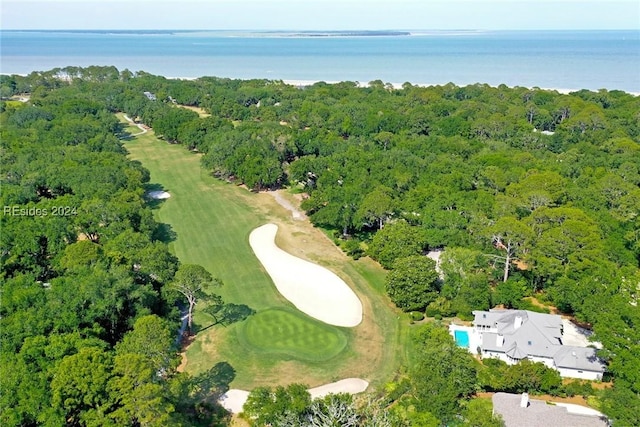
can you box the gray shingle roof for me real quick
[553,346,606,372]
[492,393,609,427]
[474,310,605,373]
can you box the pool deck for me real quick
[449,324,481,354]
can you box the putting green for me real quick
[238,308,348,362]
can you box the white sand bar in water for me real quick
[249,223,363,327]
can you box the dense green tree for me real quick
[460,398,505,427]
[409,323,479,422]
[50,347,114,425]
[116,315,177,374]
[386,255,440,311]
[243,384,311,426]
[355,186,396,230]
[485,216,533,282]
[108,353,175,426]
[3,67,640,426]
[492,278,528,309]
[600,386,640,427]
[367,221,428,269]
[170,264,218,335]
[306,393,359,426]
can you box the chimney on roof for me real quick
[496,334,504,347]
[520,392,529,408]
[514,315,523,330]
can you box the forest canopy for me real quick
[1,66,639,426]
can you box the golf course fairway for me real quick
[122,117,407,389]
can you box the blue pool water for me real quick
[454,330,470,348]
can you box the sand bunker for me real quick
[249,223,362,327]
[219,378,369,414]
[219,389,250,414]
[308,378,369,399]
[148,190,171,200]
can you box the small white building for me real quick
[472,310,606,380]
[143,91,157,101]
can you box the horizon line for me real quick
[2,28,638,32]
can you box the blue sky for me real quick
[2,0,639,30]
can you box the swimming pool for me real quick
[454,330,470,348]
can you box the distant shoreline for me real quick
[111,76,639,96]
[3,30,637,93]
[0,29,437,37]
[1,72,638,96]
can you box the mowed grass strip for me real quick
[238,308,348,362]
[122,124,355,383]
[125,130,278,309]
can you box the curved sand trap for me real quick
[249,223,362,327]
[219,378,369,414]
[148,190,171,200]
[308,378,369,399]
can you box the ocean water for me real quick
[1,30,639,92]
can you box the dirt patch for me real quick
[230,415,251,427]
[176,104,211,118]
[526,296,560,314]
[476,391,593,407]
[513,259,530,270]
[176,334,196,373]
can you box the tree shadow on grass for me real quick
[192,361,237,400]
[115,122,135,141]
[153,222,177,244]
[144,183,170,209]
[198,300,256,334]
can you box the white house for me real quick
[472,310,606,380]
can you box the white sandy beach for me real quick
[249,223,362,327]
[218,378,369,414]
[281,79,640,96]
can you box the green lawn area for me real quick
[121,116,407,389]
[238,308,348,362]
